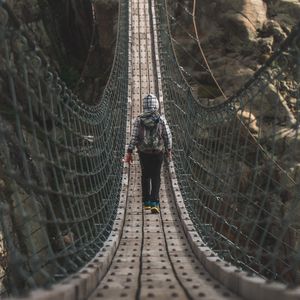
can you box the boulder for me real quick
[237,109,259,134]
[210,57,255,95]
[252,83,297,126]
[199,0,267,40]
[222,12,257,41]
[275,128,300,162]
[273,0,300,28]
[260,20,287,49]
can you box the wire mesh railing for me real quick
[0,0,128,296]
[156,0,300,285]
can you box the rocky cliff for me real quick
[5,0,118,104]
[169,0,299,99]
[169,0,300,266]
[169,0,300,171]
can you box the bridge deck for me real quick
[87,0,241,299]
[89,166,240,299]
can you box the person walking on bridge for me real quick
[124,94,172,214]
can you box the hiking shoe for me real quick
[151,206,160,214]
[143,201,151,210]
[150,201,160,214]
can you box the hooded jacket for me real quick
[127,94,172,153]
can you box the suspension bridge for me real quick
[0,0,299,299]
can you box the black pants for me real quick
[139,152,164,203]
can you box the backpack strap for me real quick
[138,118,144,142]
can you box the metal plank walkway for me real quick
[87,0,241,299]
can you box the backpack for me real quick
[138,111,164,152]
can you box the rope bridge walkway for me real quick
[0,0,299,299]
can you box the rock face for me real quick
[170,0,299,166]
[170,0,299,98]
[94,0,118,49]
[201,0,267,40]
[76,0,118,103]
[0,1,118,293]
[5,0,118,104]
[6,0,55,57]
[169,0,300,276]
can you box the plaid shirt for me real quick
[127,114,172,153]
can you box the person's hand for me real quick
[124,153,133,165]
